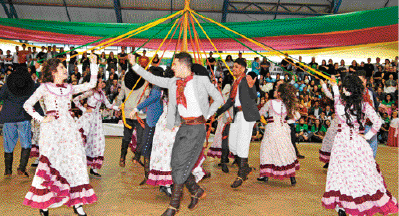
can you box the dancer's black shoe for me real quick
[323,163,329,169]
[73,205,87,216]
[39,209,48,216]
[257,177,268,182]
[90,168,101,177]
[338,209,347,216]
[290,177,297,186]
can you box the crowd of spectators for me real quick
[0,44,397,144]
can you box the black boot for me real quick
[232,155,239,166]
[17,148,31,178]
[221,163,229,173]
[220,147,229,173]
[120,140,129,167]
[185,174,206,210]
[161,184,184,216]
[290,177,297,186]
[257,177,268,182]
[89,168,101,177]
[338,209,347,216]
[132,152,144,167]
[323,163,329,169]
[160,186,172,197]
[39,209,49,216]
[231,158,251,188]
[139,157,150,185]
[4,152,13,178]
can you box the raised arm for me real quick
[23,85,45,123]
[129,54,172,89]
[72,55,98,94]
[72,90,94,113]
[364,102,383,140]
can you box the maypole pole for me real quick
[182,0,190,52]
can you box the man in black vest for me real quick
[215,59,260,188]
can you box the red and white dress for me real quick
[207,84,233,158]
[74,89,119,169]
[322,85,398,215]
[387,117,398,147]
[146,104,206,186]
[319,83,338,164]
[259,99,300,180]
[22,64,98,209]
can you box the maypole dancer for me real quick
[318,79,338,168]
[129,52,222,216]
[146,64,210,197]
[207,76,233,173]
[73,74,120,177]
[257,81,300,185]
[214,59,260,188]
[23,54,99,216]
[322,75,398,216]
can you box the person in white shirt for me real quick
[12,46,19,68]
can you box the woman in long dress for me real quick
[319,80,339,168]
[73,76,119,177]
[387,111,398,147]
[23,55,99,216]
[257,82,300,185]
[322,75,398,216]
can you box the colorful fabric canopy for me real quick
[0,7,397,51]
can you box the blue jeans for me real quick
[365,125,378,158]
[3,121,32,153]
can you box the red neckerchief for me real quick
[176,75,194,108]
[230,74,245,100]
[56,83,67,88]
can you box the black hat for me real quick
[149,66,164,77]
[6,66,34,97]
[164,66,174,78]
[191,63,209,77]
[125,67,145,90]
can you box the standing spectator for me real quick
[68,46,78,76]
[36,46,47,63]
[151,54,160,67]
[280,53,293,71]
[364,58,374,78]
[0,49,4,71]
[28,47,38,68]
[260,57,270,77]
[72,66,81,82]
[309,57,318,70]
[294,56,306,81]
[251,57,260,75]
[327,59,335,75]
[99,52,107,73]
[319,60,329,74]
[17,44,30,68]
[236,52,246,62]
[81,52,90,72]
[138,50,150,68]
[358,61,365,71]
[374,57,382,72]
[373,65,384,86]
[378,113,390,144]
[51,45,58,58]
[57,47,67,67]
[46,46,52,60]
[206,51,216,73]
[107,51,118,73]
[118,46,128,72]
[4,50,13,71]
[12,46,19,69]
[348,60,358,73]
[338,59,348,80]
[382,59,391,69]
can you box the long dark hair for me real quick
[341,75,365,128]
[41,58,62,83]
[277,83,298,119]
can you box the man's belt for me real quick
[181,116,206,125]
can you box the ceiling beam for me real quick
[113,0,123,23]
[62,0,71,21]
[221,0,229,23]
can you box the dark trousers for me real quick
[141,124,156,159]
[171,123,206,184]
[120,118,146,159]
[289,124,300,156]
[221,123,230,163]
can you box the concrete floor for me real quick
[0,137,397,216]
